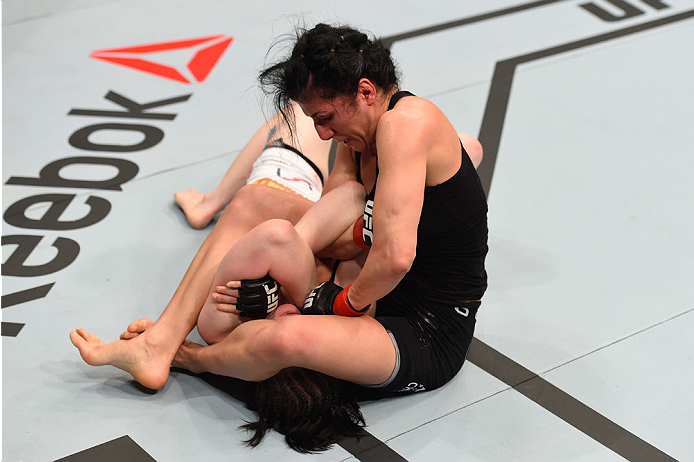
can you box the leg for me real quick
[175,311,396,385]
[175,103,331,229]
[197,219,319,344]
[71,185,315,389]
[458,132,483,169]
[197,179,366,342]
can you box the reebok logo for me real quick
[90,35,233,84]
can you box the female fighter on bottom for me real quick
[70,22,487,451]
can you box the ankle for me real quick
[144,322,186,353]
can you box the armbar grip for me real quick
[303,281,342,315]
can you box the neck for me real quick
[366,87,399,154]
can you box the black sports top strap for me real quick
[388,90,415,110]
[355,151,362,185]
[329,259,341,283]
[355,91,415,187]
[267,138,325,186]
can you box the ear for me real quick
[357,78,378,105]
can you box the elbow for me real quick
[386,244,416,278]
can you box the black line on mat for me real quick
[466,338,678,461]
[1,321,25,337]
[2,283,55,308]
[477,8,694,196]
[341,4,569,458]
[7,5,686,462]
[53,435,156,462]
[339,433,409,462]
[374,8,694,461]
[381,0,569,47]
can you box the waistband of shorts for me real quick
[265,139,324,186]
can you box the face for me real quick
[298,93,371,152]
[267,303,302,321]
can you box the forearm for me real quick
[347,244,412,309]
[315,226,365,260]
[294,180,365,254]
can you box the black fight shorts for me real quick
[354,293,479,399]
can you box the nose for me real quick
[314,124,334,140]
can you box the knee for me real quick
[344,180,366,204]
[340,180,366,196]
[252,218,299,250]
[458,133,483,169]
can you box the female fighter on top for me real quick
[71,22,486,449]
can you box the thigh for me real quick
[218,184,315,229]
[197,187,316,340]
[273,314,397,386]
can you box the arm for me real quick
[175,102,331,229]
[297,144,364,260]
[173,115,275,229]
[211,103,334,203]
[345,111,428,309]
[294,180,365,254]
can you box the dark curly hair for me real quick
[242,367,366,453]
[259,23,400,131]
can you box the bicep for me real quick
[371,139,427,264]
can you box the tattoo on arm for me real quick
[265,125,277,145]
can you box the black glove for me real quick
[236,275,280,319]
[303,281,343,315]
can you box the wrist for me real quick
[334,285,370,316]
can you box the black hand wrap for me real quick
[236,275,280,319]
[303,281,343,315]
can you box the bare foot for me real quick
[173,189,220,229]
[172,339,206,374]
[70,326,174,390]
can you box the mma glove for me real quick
[235,275,280,319]
[303,281,370,316]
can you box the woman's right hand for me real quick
[212,281,241,313]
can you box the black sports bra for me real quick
[354,90,415,246]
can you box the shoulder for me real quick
[377,96,443,147]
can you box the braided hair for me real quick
[259,23,400,130]
[242,367,366,453]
